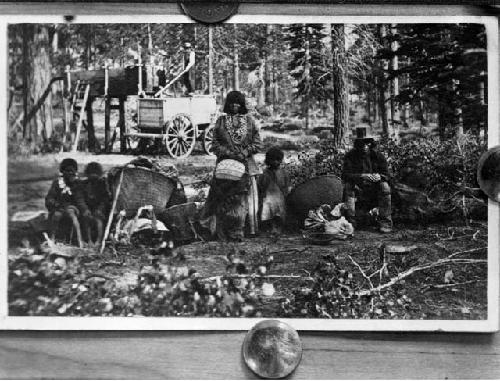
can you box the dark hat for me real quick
[223,90,248,114]
[85,161,104,177]
[354,126,375,142]
[59,158,78,172]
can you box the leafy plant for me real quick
[285,134,486,200]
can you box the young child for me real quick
[258,147,291,233]
[45,158,86,248]
[81,162,111,247]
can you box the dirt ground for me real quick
[7,151,488,319]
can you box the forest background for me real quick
[8,23,488,150]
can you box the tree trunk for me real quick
[233,24,239,91]
[31,25,53,140]
[331,24,348,147]
[366,82,372,123]
[22,24,34,140]
[373,75,379,125]
[265,25,273,105]
[85,25,92,70]
[303,35,311,130]
[377,24,390,138]
[390,24,400,141]
[208,26,213,95]
[272,27,279,115]
[453,79,463,136]
[258,58,265,107]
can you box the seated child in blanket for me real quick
[258,147,291,233]
[45,158,86,247]
[81,162,111,246]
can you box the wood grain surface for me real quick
[0,330,499,379]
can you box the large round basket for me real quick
[287,175,344,221]
[160,202,201,241]
[111,166,177,217]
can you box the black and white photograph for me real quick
[3,15,498,330]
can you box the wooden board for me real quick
[0,330,499,379]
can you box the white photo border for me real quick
[0,13,498,332]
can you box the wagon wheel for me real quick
[202,124,216,156]
[164,114,196,159]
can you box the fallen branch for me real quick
[438,232,479,241]
[86,273,115,282]
[268,248,308,255]
[346,254,374,289]
[421,279,486,291]
[202,274,314,282]
[358,258,487,296]
[447,246,487,259]
[99,261,123,267]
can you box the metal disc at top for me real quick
[180,2,239,24]
[243,320,302,379]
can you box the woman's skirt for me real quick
[201,174,258,240]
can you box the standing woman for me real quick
[202,91,261,241]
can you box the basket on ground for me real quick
[287,175,344,221]
[160,202,203,241]
[110,166,177,217]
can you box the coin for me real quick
[477,145,500,203]
[180,2,239,24]
[242,320,302,379]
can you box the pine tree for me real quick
[331,24,348,147]
[286,24,330,129]
[392,23,487,139]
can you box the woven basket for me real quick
[287,175,344,221]
[111,167,177,217]
[160,202,201,241]
[214,159,246,181]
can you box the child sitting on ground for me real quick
[81,162,111,247]
[45,158,87,248]
[258,147,291,233]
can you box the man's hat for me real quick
[354,126,375,142]
[184,42,192,48]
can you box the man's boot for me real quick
[378,185,393,233]
[345,196,357,229]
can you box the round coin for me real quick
[477,145,500,203]
[243,320,302,379]
[180,2,239,24]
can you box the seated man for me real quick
[81,162,111,247]
[45,158,87,247]
[342,127,393,233]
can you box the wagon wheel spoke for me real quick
[176,142,185,156]
[167,138,178,149]
[181,139,191,152]
[165,114,196,159]
[203,125,215,156]
[171,121,180,133]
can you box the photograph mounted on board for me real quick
[5,19,496,327]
